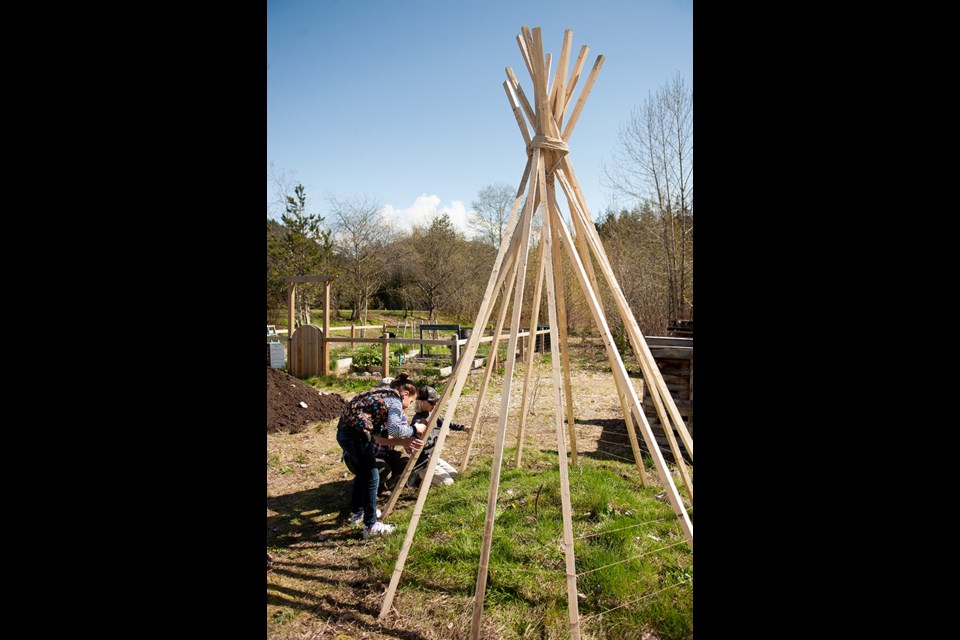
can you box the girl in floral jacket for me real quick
[336,372,424,538]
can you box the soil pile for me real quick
[266,367,345,433]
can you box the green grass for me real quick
[364,449,692,639]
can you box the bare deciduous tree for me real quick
[470,183,516,251]
[602,72,693,324]
[329,195,395,323]
[408,212,470,323]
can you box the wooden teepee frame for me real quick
[378,27,693,639]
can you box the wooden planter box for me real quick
[637,337,693,464]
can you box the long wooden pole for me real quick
[540,180,581,640]
[504,51,658,489]
[561,55,605,143]
[561,45,589,123]
[558,167,692,501]
[378,153,538,622]
[506,68,536,134]
[557,164,693,460]
[552,193,692,543]
[546,184,578,466]
[469,151,541,640]
[382,158,531,519]
[550,30,573,127]
[461,241,521,469]
[322,281,331,376]
[562,187,655,484]
[514,224,547,468]
[619,387,648,486]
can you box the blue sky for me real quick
[267,0,692,235]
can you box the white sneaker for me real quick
[362,521,396,539]
[348,508,381,525]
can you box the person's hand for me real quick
[404,437,424,453]
[414,421,427,437]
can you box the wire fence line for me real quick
[575,539,689,577]
[579,578,691,622]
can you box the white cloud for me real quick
[380,194,475,237]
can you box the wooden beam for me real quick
[381,159,530,518]
[547,190,578,466]
[381,336,390,379]
[461,252,520,469]
[620,387,648,486]
[503,81,532,146]
[551,30,573,129]
[515,30,536,91]
[322,281,331,376]
[282,275,337,283]
[561,45,589,123]
[539,182,581,640]
[506,67,536,132]
[543,52,552,99]
[556,162,693,460]
[531,27,551,137]
[561,55,605,143]
[469,152,541,640]
[514,222,548,468]
[287,284,296,375]
[552,194,692,543]
[378,151,540,622]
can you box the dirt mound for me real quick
[266,367,345,433]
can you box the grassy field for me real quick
[267,337,693,639]
[365,448,692,639]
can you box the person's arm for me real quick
[385,397,414,438]
[376,397,423,452]
[373,432,423,453]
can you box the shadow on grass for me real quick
[266,578,429,640]
[267,479,364,547]
[575,417,689,465]
[266,483,432,640]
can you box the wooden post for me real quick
[287,284,296,374]
[450,334,460,370]
[381,335,390,379]
[322,281,331,376]
[351,324,355,349]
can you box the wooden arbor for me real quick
[284,275,336,377]
[377,27,693,639]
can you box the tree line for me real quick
[267,74,692,341]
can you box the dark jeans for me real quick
[337,429,379,528]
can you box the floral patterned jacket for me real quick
[337,387,413,452]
